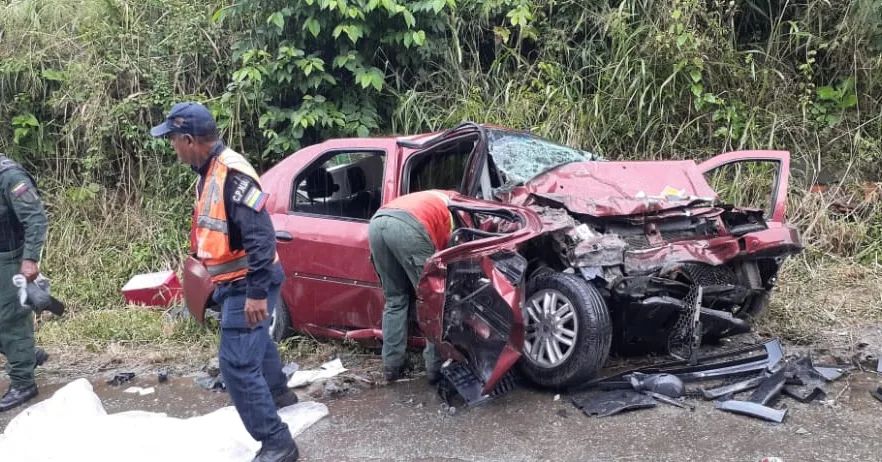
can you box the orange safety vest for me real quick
[381,190,455,250]
[192,148,273,283]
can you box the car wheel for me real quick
[519,271,612,389]
[270,296,292,343]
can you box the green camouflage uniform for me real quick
[0,155,47,389]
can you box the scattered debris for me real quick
[195,372,226,391]
[571,390,657,417]
[715,368,788,423]
[282,362,300,379]
[877,358,882,374]
[287,359,347,388]
[157,369,169,384]
[628,372,684,398]
[123,386,155,396]
[553,394,560,401]
[871,387,882,403]
[576,338,848,422]
[795,427,810,436]
[106,372,135,386]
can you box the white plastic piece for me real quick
[287,358,347,388]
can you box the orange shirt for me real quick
[381,190,455,250]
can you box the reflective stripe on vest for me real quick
[193,148,267,283]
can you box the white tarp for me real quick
[0,378,328,462]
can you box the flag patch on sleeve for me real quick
[243,187,268,211]
[11,181,30,197]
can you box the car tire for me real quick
[270,296,292,343]
[519,271,612,389]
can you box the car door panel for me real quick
[698,150,791,223]
[271,213,383,333]
[416,197,543,394]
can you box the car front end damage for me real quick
[526,199,801,356]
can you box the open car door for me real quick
[698,150,791,223]
[415,196,543,405]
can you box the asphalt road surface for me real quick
[2,370,881,462]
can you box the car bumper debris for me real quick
[574,338,848,422]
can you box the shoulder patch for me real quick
[12,181,29,197]
[230,175,268,211]
[10,180,39,203]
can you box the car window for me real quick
[406,137,476,193]
[487,130,599,188]
[705,160,777,216]
[291,151,385,220]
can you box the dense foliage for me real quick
[0,0,880,309]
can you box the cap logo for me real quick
[172,117,186,128]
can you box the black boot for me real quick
[0,384,38,412]
[252,439,299,462]
[272,388,299,409]
[35,347,49,366]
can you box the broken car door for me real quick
[415,198,544,398]
[698,150,791,223]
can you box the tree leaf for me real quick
[816,86,837,100]
[402,9,416,28]
[41,69,65,82]
[305,18,321,37]
[267,12,284,30]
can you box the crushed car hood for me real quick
[514,160,720,217]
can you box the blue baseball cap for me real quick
[149,102,217,137]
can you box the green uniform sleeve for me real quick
[3,170,48,262]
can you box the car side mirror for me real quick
[275,230,293,242]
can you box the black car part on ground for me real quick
[585,338,784,391]
[715,368,788,423]
[700,375,766,400]
[628,372,685,398]
[106,372,136,386]
[437,362,517,407]
[571,389,657,417]
[872,387,882,403]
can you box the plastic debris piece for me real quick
[282,362,300,378]
[106,372,136,387]
[287,359,346,388]
[571,390,657,418]
[123,387,155,396]
[195,372,226,391]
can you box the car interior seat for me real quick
[344,167,373,219]
[300,167,340,214]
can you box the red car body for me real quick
[184,123,801,394]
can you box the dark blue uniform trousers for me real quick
[215,281,291,449]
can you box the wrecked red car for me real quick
[184,123,802,394]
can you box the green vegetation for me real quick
[0,0,880,349]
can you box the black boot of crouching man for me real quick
[252,438,299,462]
[35,347,48,366]
[0,384,38,412]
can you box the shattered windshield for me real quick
[487,130,599,187]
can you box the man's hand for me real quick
[244,297,268,327]
[20,259,39,282]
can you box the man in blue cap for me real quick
[151,102,299,462]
